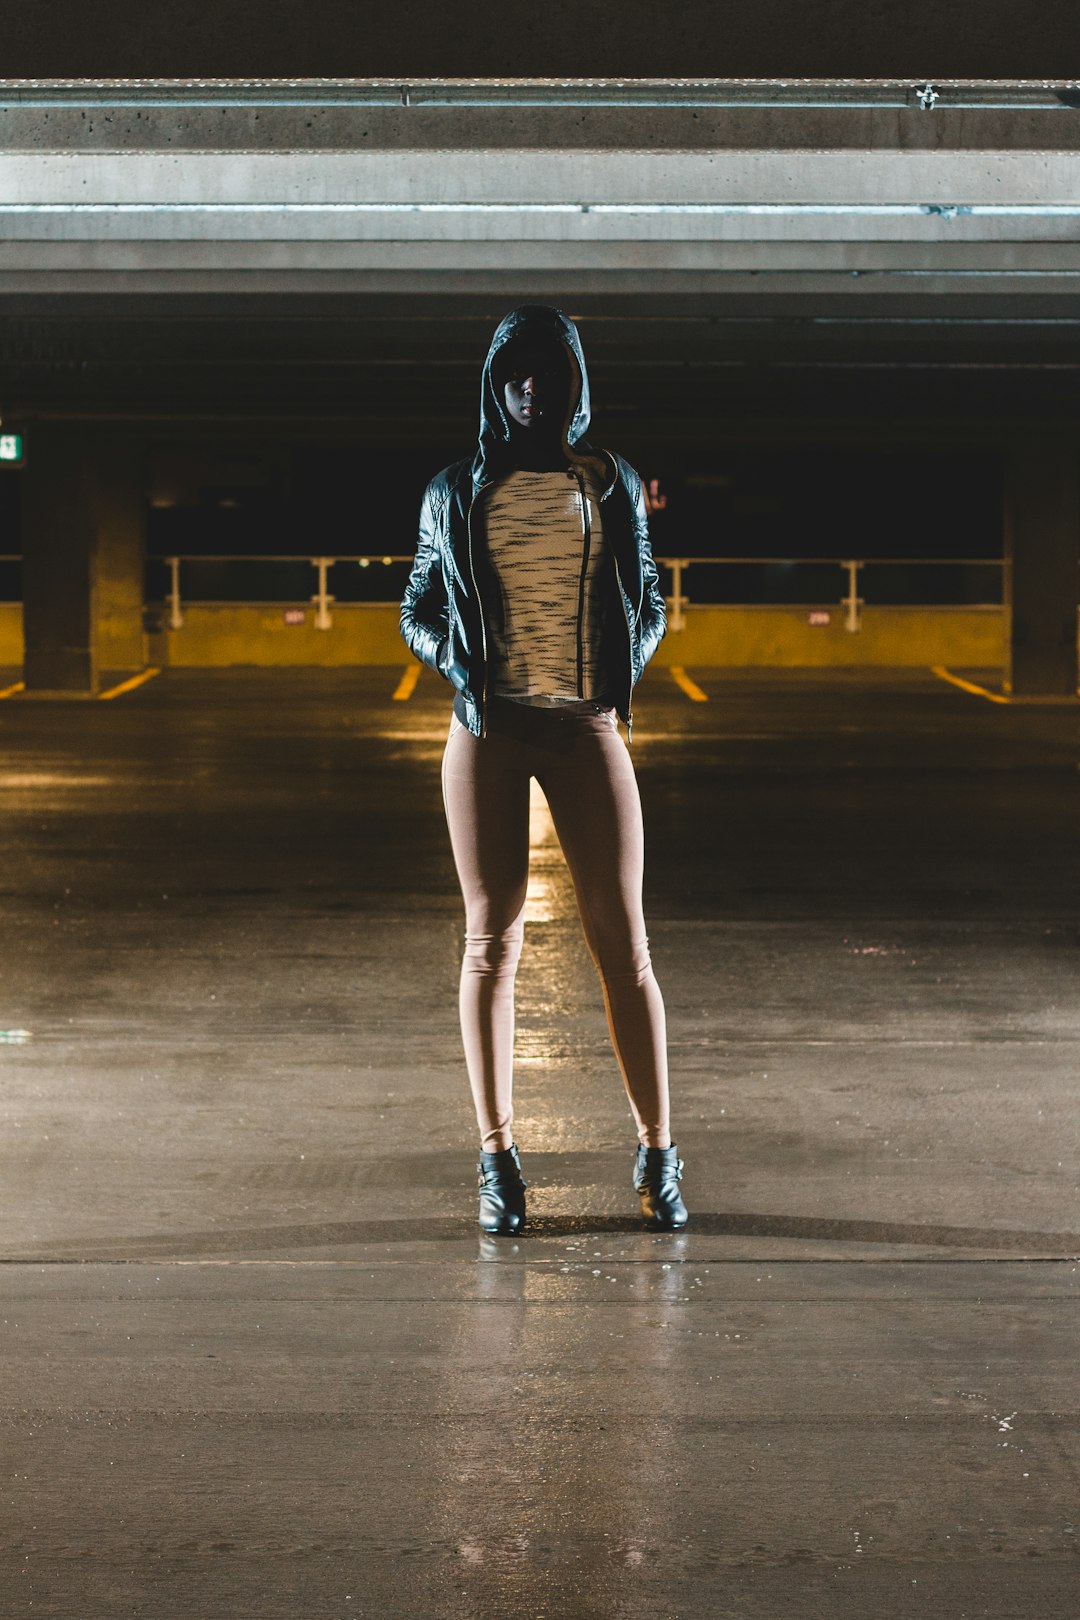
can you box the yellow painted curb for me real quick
[392,664,422,701]
[930,665,1011,705]
[669,665,709,702]
[98,668,162,700]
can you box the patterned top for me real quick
[480,464,610,706]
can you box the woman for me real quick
[400,304,688,1236]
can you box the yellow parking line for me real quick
[392,663,422,701]
[0,680,24,699]
[930,665,1010,705]
[98,667,161,700]
[669,665,709,702]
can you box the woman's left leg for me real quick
[538,713,672,1149]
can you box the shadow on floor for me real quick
[10,1209,1080,1260]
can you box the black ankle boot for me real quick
[633,1144,688,1229]
[476,1142,528,1235]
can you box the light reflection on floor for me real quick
[517,777,633,1150]
[524,775,560,924]
[0,773,116,787]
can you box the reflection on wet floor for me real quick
[429,1231,688,1620]
[525,774,561,924]
[517,773,633,1157]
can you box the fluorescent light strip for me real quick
[1,81,1079,111]
[4,202,1080,216]
[4,96,921,109]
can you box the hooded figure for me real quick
[400,304,667,742]
[476,303,611,490]
[399,305,688,1240]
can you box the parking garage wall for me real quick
[0,600,1010,670]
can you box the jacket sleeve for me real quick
[630,466,667,670]
[399,478,450,674]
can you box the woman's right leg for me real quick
[440,715,531,1153]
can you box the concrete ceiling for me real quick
[4,82,1080,442]
[4,3,1080,79]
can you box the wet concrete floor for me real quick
[0,663,1077,1617]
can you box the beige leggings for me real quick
[440,694,671,1153]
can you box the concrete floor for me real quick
[0,663,1077,1618]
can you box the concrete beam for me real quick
[6,147,1080,207]
[3,86,1080,295]
[5,147,1080,293]
[2,85,1077,284]
[11,211,1080,249]
[6,92,1080,155]
[12,267,1080,300]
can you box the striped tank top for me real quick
[480,464,610,706]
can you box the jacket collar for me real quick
[470,438,618,501]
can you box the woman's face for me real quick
[500,345,568,434]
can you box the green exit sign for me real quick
[0,433,24,465]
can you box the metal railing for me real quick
[159,552,410,630]
[152,552,1006,634]
[0,553,1009,631]
[660,556,1006,632]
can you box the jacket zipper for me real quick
[466,478,492,737]
[573,469,592,699]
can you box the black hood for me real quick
[472,304,611,489]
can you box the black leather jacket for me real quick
[399,304,666,743]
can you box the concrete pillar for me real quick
[1003,433,1080,698]
[94,435,148,673]
[21,424,146,695]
